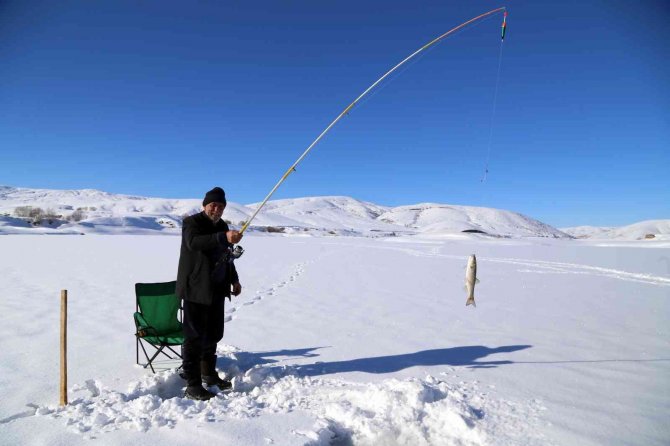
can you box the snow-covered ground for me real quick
[1,233,668,445]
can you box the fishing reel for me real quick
[227,245,244,262]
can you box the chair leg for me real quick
[138,339,156,373]
[156,346,174,360]
[166,345,182,359]
[145,346,167,374]
[137,339,183,373]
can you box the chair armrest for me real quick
[134,312,158,337]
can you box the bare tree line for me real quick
[13,206,89,224]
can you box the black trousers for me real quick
[181,296,225,387]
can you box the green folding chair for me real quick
[134,281,184,373]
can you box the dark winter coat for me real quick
[176,211,239,305]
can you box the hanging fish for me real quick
[465,254,480,307]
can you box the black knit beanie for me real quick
[203,187,226,206]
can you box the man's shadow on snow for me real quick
[219,345,532,377]
[294,345,532,376]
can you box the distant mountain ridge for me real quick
[0,185,641,239]
[560,220,670,240]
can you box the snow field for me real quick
[0,234,668,445]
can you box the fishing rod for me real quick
[239,7,507,236]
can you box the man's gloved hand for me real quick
[231,282,242,296]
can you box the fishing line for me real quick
[482,12,506,182]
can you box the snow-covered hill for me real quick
[558,225,615,239]
[247,196,396,233]
[561,220,670,241]
[378,203,568,238]
[0,185,574,238]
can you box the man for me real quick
[176,187,243,400]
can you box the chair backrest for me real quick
[135,281,181,334]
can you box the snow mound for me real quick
[34,345,546,445]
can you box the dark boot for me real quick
[200,359,232,391]
[184,385,216,401]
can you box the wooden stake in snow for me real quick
[60,290,67,406]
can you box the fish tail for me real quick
[466,296,476,307]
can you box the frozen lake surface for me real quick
[0,234,668,445]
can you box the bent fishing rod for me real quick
[237,7,507,243]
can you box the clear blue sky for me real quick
[1,0,668,227]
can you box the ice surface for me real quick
[0,234,668,445]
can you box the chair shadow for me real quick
[218,345,533,377]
